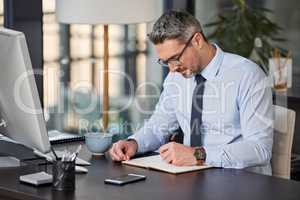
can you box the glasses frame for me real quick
[157,32,197,67]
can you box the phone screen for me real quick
[104,174,146,185]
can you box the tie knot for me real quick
[195,74,206,85]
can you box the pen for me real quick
[50,146,59,161]
[61,149,67,161]
[160,133,178,154]
[71,145,82,161]
[170,133,177,142]
[74,144,82,156]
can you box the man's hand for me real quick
[109,140,138,161]
[159,142,197,166]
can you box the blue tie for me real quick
[190,74,206,147]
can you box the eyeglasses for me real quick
[157,32,197,67]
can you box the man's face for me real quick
[155,33,203,78]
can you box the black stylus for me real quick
[50,146,59,161]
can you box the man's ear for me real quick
[192,32,205,49]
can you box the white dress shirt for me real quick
[129,44,273,175]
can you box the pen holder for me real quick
[52,160,75,191]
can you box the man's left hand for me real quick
[159,142,197,166]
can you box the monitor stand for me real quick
[0,156,20,168]
[0,140,37,162]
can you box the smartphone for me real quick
[104,173,146,185]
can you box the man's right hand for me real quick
[109,140,138,161]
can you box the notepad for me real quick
[20,172,53,186]
[122,155,213,174]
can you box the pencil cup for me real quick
[52,160,75,191]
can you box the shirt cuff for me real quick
[203,146,223,167]
[127,134,147,154]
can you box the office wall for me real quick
[265,0,300,87]
[4,0,44,107]
[196,0,300,85]
[265,0,300,154]
[0,1,3,26]
[195,0,218,35]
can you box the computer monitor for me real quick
[0,28,51,153]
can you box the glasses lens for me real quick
[157,59,169,67]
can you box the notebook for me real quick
[48,130,85,144]
[20,172,53,186]
[122,155,213,174]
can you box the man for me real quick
[109,10,273,175]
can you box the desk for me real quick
[0,143,300,200]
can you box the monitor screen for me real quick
[0,28,50,153]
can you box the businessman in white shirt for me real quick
[109,10,273,175]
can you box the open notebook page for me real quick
[122,155,212,174]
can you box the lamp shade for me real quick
[56,0,161,24]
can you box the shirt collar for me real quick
[198,44,224,81]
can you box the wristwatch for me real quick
[194,147,206,165]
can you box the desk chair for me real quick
[272,105,296,179]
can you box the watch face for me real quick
[194,149,201,160]
[194,148,206,161]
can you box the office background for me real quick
[0,0,300,177]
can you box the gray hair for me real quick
[148,10,204,44]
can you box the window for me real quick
[0,0,3,27]
[43,0,163,136]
